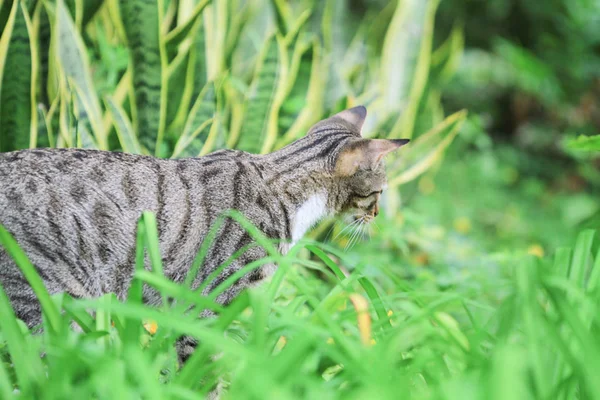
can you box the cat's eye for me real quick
[356,190,382,199]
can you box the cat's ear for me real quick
[310,105,368,135]
[332,105,367,133]
[335,139,410,176]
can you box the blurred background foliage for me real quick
[1,0,600,399]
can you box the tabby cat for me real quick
[0,106,408,362]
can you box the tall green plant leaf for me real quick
[382,0,440,139]
[278,39,324,147]
[172,82,215,158]
[51,0,106,148]
[388,109,466,187]
[165,0,210,54]
[0,0,34,152]
[237,34,287,153]
[119,0,166,155]
[65,0,103,28]
[104,95,142,154]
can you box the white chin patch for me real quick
[291,193,328,244]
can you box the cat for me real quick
[0,105,408,362]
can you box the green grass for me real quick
[0,209,599,399]
[1,1,598,399]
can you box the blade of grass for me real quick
[0,284,44,396]
[0,225,61,333]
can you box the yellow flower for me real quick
[527,244,544,258]
[453,217,472,234]
[143,320,158,335]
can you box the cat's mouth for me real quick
[352,214,374,223]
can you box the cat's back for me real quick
[0,148,156,183]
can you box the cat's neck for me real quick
[290,191,328,243]
[258,138,340,245]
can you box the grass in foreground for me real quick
[0,211,599,400]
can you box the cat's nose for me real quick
[373,203,379,217]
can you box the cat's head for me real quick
[309,106,409,223]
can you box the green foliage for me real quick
[4,1,596,398]
[567,135,600,152]
[0,0,34,151]
[0,212,599,398]
[0,0,462,187]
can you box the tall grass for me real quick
[0,213,599,399]
[1,1,597,399]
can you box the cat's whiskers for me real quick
[345,216,366,251]
[343,220,360,251]
[324,220,339,242]
[334,217,363,241]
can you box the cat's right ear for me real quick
[335,138,410,176]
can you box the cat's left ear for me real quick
[333,105,367,133]
[335,139,410,176]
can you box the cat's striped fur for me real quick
[0,106,408,362]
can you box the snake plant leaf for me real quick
[388,109,466,188]
[223,0,249,65]
[70,79,98,149]
[119,0,166,155]
[52,0,106,147]
[231,1,273,81]
[384,0,440,140]
[203,0,227,81]
[269,0,291,35]
[166,48,191,131]
[430,23,464,85]
[36,104,52,148]
[0,0,34,152]
[278,39,324,147]
[224,74,246,149]
[237,34,287,154]
[189,18,208,106]
[277,30,311,136]
[173,82,215,158]
[64,0,103,28]
[104,95,142,154]
[165,0,210,54]
[321,0,352,109]
[167,17,208,136]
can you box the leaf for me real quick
[430,23,464,84]
[388,109,466,187]
[104,95,142,154]
[566,135,600,152]
[52,0,105,147]
[237,34,287,154]
[0,225,62,334]
[384,0,440,140]
[0,0,34,152]
[320,0,350,109]
[278,39,325,147]
[168,17,207,134]
[69,79,98,149]
[65,0,103,28]
[339,296,372,345]
[203,0,227,81]
[165,47,191,129]
[172,82,215,158]
[0,284,44,396]
[119,0,166,155]
[164,0,211,54]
